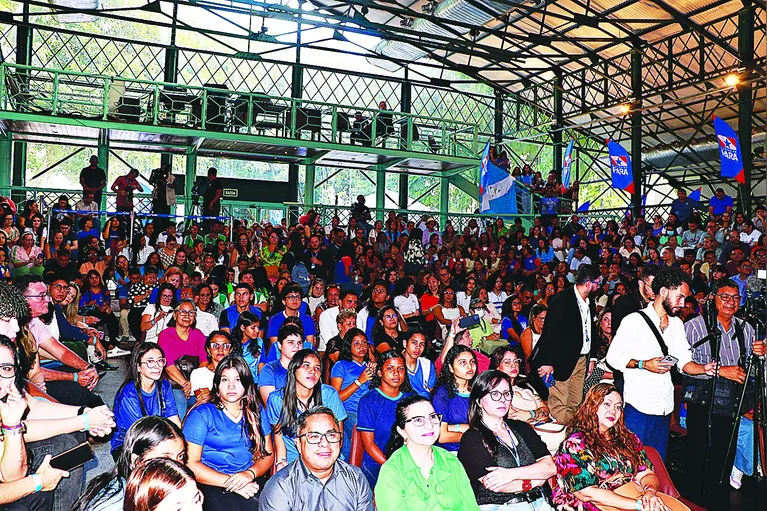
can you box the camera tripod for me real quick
[720,308,767,509]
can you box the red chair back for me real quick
[349,425,364,467]
[643,446,679,498]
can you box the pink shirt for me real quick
[28,317,52,350]
[157,327,208,366]
[435,348,490,375]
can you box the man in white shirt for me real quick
[318,290,358,352]
[568,247,591,274]
[739,220,762,246]
[607,266,715,460]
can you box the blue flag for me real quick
[562,139,575,188]
[713,116,745,184]
[688,187,702,202]
[606,140,635,194]
[479,141,517,215]
[576,200,590,213]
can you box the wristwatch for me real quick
[522,479,532,492]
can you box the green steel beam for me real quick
[439,176,449,226]
[449,174,479,199]
[97,129,110,210]
[11,141,26,205]
[0,132,11,192]
[185,147,197,212]
[304,164,315,207]
[376,170,385,221]
[398,174,408,210]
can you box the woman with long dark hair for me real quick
[357,350,413,486]
[230,311,265,379]
[124,458,202,511]
[184,355,273,510]
[190,331,233,405]
[112,342,180,457]
[79,269,120,353]
[499,294,527,347]
[432,344,477,452]
[457,370,556,509]
[371,305,407,354]
[553,384,677,511]
[140,282,177,343]
[375,395,478,511]
[74,416,185,511]
[265,349,347,471]
[330,328,375,460]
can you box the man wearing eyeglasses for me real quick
[13,275,102,407]
[682,278,765,510]
[266,283,316,357]
[730,259,753,306]
[259,406,373,511]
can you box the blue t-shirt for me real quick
[431,385,470,452]
[265,385,347,464]
[357,389,410,484]
[500,315,528,341]
[241,338,267,384]
[709,194,733,216]
[329,360,370,415]
[539,197,560,215]
[266,311,316,340]
[183,402,271,474]
[264,340,315,363]
[112,379,178,452]
[258,359,289,395]
[406,358,437,399]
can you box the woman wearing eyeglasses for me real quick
[158,298,209,418]
[112,342,180,458]
[457,370,556,510]
[184,355,273,510]
[372,305,407,354]
[375,395,478,511]
[141,282,177,344]
[190,330,234,405]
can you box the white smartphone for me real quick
[660,355,679,365]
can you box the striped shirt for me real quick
[684,315,756,376]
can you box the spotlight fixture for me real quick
[421,0,439,14]
[723,73,740,88]
[400,17,414,28]
[619,104,631,115]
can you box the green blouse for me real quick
[375,445,479,511]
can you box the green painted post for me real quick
[398,174,408,211]
[304,164,315,207]
[376,170,385,221]
[97,129,110,210]
[439,176,449,227]
[185,148,197,212]
[0,132,11,196]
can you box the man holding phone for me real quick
[606,266,717,461]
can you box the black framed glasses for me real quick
[403,413,442,427]
[297,431,342,444]
[488,390,512,401]
[0,363,16,379]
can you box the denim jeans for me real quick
[27,433,85,511]
[172,388,195,419]
[734,417,759,475]
[623,403,671,461]
[341,411,358,462]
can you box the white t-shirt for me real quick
[190,366,214,392]
[393,294,420,316]
[195,309,219,336]
[318,306,340,351]
[142,304,173,343]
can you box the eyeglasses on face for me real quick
[383,313,399,321]
[211,343,231,351]
[716,294,741,303]
[176,309,197,317]
[24,293,49,301]
[500,358,522,366]
[488,390,513,401]
[0,363,16,379]
[298,431,342,444]
[403,413,442,427]
[141,358,167,368]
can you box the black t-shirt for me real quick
[80,166,107,202]
[203,179,223,212]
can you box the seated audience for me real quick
[124,458,203,511]
[432,345,477,452]
[190,330,233,404]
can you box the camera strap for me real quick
[637,311,670,357]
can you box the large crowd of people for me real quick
[0,157,765,511]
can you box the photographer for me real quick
[149,164,175,230]
[683,278,766,511]
[111,168,144,213]
[202,167,223,226]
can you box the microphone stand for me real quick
[702,298,722,502]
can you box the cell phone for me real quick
[50,442,94,472]
[459,314,481,329]
[543,373,556,388]
[660,355,679,365]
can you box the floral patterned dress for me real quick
[553,430,653,511]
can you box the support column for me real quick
[439,177,450,227]
[376,171,385,221]
[553,70,563,176]
[738,5,754,213]
[494,90,503,145]
[97,130,109,210]
[630,47,643,216]
[162,7,179,174]
[12,7,31,205]
[399,74,412,210]
[185,148,197,212]
[0,132,11,195]
[304,164,315,206]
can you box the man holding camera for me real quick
[111,168,144,213]
[683,278,765,511]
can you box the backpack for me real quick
[291,261,311,294]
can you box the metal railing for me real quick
[0,63,480,158]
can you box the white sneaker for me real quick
[107,347,131,358]
[729,466,743,489]
[86,345,102,365]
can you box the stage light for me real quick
[724,73,740,88]
[619,104,631,115]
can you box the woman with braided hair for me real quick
[0,281,37,381]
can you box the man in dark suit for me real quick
[612,264,659,333]
[533,264,600,423]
